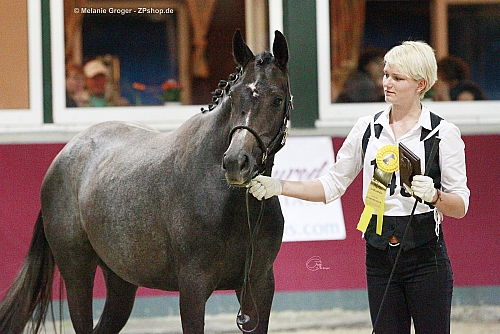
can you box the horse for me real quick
[0,29,292,334]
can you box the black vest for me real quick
[362,111,443,250]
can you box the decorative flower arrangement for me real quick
[160,79,181,102]
[132,82,146,91]
[132,82,146,105]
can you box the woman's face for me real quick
[383,64,423,104]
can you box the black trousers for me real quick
[366,237,453,334]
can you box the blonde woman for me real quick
[249,41,469,334]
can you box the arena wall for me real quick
[1,133,498,316]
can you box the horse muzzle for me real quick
[223,129,260,186]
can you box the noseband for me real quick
[228,79,293,176]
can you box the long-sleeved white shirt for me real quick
[317,105,470,219]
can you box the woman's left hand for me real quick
[411,175,437,202]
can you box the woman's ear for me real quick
[417,78,427,93]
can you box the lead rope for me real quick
[371,137,441,333]
[236,189,265,332]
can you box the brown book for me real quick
[399,142,421,188]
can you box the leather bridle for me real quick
[228,78,293,177]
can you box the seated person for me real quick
[83,59,129,107]
[336,47,387,103]
[433,56,487,101]
[450,79,488,101]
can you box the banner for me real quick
[272,137,346,242]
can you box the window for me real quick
[51,0,273,130]
[448,3,500,99]
[0,1,43,125]
[317,0,500,134]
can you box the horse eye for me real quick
[273,97,283,106]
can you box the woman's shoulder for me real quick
[423,109,461,138]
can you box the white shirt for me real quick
[318,105,470,219]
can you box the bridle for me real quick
[228,76,293,177]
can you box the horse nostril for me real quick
[240,154,249,173]
[222,154,227,170]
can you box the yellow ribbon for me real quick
[357,145,399,235]
[356,178,387,234]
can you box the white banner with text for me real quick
[272,136,346,242]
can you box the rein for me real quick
[236,189,265,332]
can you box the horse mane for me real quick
[201,65,242,113]
[201,51,277,114]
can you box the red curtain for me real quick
[330,0,366,101]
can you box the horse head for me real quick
[223,29,292,186]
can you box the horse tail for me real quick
[0,211,56,334]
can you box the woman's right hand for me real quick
[247,175,282,200]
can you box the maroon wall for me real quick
[1,135,499,299]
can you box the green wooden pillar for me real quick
[41,0,53,123]
[282,0,318,128]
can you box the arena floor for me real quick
[41,306,500,333]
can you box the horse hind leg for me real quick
[60,256,98,334]
[46,216,99,333]
[93,263,138,334]
[55,242,136,334]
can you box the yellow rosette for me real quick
[357,145,399,235]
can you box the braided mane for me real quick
[201,52,276,114]
[201,65,242,113]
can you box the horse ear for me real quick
[273,30,289,71]
[233,29,254,68]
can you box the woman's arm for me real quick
[431,189,467,219]
[280,179,326,203]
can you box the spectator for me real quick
[433,56,487,101]
[65,62,88,107]
[450,79,488,101]
[82,59,129,107]
[336,47,387,103]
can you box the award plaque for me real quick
[399,142,421,189]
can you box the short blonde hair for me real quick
[384,41,437,99]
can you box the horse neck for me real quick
[200,98,233,155]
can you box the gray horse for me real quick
[0,30,292,333]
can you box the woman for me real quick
[249,41,469,334]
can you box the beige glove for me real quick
[247,175,282,200]
[411,175,436,202]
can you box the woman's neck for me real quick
[390,100,422,122]
[389,101,422,140]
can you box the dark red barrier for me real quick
[1,135,498,299]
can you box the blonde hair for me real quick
[384,41,437,99]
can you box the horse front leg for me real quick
[178,268,214,334]
[236,267,275,334]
